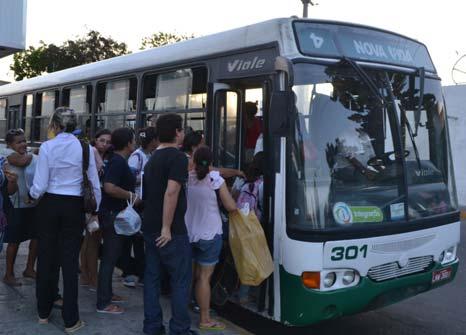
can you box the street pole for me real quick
[302,0,316,18]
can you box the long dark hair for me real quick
[245,151,264,183]
[138,127,158,149]
[181,130,203,154]
[193,146,212,180]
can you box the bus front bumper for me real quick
[280,260,458,326]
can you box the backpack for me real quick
[236,179,262,221]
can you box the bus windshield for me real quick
[287,62,458,230]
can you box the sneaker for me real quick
[123,275,137,288]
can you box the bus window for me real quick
[63,85,92,114]
[63,85,92,139]
[23,94,33,141]
[96,78,137,132]
[97,78,137,114]
[142,68,207,112]
[33,90,59,142]
[215,91,239,169]
[96,114,136,132]
[0,99,6,139]
[142,67,207,131]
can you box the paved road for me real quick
[0,245,251,335]
[219,223,466,335]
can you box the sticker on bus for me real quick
[432,268,452,284]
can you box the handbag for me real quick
[80,140,97,214]
[114,193,141,236]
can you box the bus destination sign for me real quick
[294,22,435,72]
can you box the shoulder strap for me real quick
[80,140,90,172]
[136,151,144,174]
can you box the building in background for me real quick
[0,0,27,58]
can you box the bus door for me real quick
[213,85,242,169]
[7,105,21,130]
[212,80,273,314]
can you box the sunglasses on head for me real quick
[7,128,24,136]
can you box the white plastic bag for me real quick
[114,194,141,236]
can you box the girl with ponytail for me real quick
[184,146,236,330]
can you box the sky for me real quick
[1,0,466,85]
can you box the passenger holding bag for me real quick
[96,128,137,315]
[228,210,273,286]
[114,193,141,236]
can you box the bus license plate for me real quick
[432,268,452,284]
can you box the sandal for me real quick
[96,304,124,314]
[23,270,37,279]
[199,320,226,330]
[38,317,49,324]
[111,295,126,303]
[65,320,86,333]
[3,277,22,287]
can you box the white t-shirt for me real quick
[128,148,151,197]
[2,148,36,208]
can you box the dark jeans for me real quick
[96,212,127,310]
[36,193,84,328]
[143,234,192,335]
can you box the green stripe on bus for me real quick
[279,262,458,326]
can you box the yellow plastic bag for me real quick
[228,210,274,286]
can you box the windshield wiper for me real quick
[413,67,425,136]
[341,57,387,107]
[383,72,422,169]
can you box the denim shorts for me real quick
[191,234,223,266]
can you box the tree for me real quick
[140,32,195,50]
[11,31,129,81]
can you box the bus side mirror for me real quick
[269,91,293,136]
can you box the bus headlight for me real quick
[440,246,457,265]
[323,272,336,288]
[342,270,356,285]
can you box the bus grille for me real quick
[367,256,434,282]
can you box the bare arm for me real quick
[5,170,18,195]
[103,182,134,200]
[157,180,181,247]
[218,183,237,212]
[7,153,33,167]
[212,167,244,179]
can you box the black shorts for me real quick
[3,207,37,243]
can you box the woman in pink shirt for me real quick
[185,146,236,330]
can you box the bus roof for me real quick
[0,17,431,97]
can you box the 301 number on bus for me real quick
[331,245,368,261]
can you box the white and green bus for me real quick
[0,18,459,326]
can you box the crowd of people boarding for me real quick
[0,105,265,335]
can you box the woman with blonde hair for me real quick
[29,107,101,333]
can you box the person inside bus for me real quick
[244,101,262,163]
[182,130,245,179]
[327,112,382,181]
